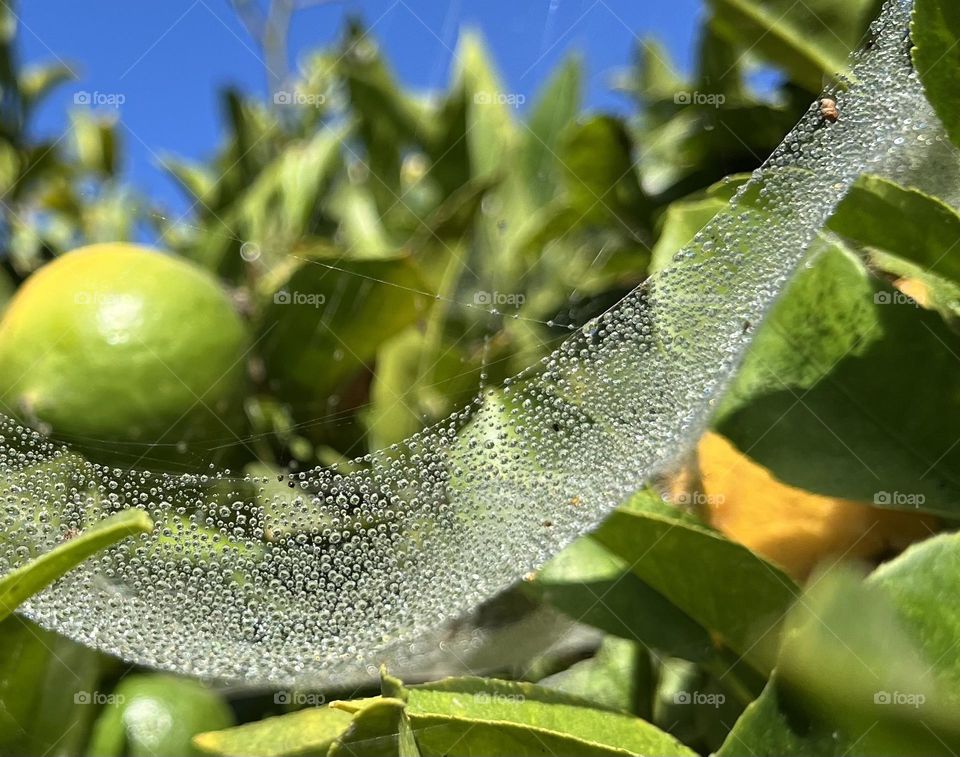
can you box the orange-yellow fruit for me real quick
[675,432,936,580]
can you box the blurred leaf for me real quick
[259,257,430,410]
[521,55,582,205]
[560,115,650,235]
[594,490,797,672]
[716,678,856,756]
[162,156,217,205]
[723,534,960,754]
[20,62,73,110]
[708,0,881,92]
[913,0,960,150]
[70,110,118,175]
[88,674,234,757]
[777,561,960,753]
[717,239,960,514]
[0,616,103,757]
[0,509,153,621]
[651,194,726,273]
[329,181,396,257]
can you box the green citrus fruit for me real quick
[0,243,249,468]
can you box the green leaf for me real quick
[869,532,960,696]
[538,637,651,714]
[0,616,103,757]
[723,535,960,755]
[828,175,960,285]
[594,491,798,671]
[327,698,408,757]
[0,509,153,621]
[913,0,960,150]
[651,194,727,274]
[69,110,118,176]
[402,677,696,757]
[708,0,880,92]
[259,257,430,410]
[716,239,960,514]
[19,62,74,109]
[194,707,354,757]
[521,55,582,205]
[533,536,716,662]
[89,674,233,757]
[559,115,650,234]
[717,678,857,756]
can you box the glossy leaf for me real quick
[0,509,153,621]
[594,491,797,671]
[402,677,696,757]
[913,0,960,150]
[828,175,960,285]
[533,536,716,662]
[194,707,354,757]
[708,0,880,92]
[717,239,960,513]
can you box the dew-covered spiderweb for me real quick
[0,0,950,685]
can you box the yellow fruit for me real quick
[673,432,936,580]
[0,243,249,468]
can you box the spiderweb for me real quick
[0,0,945,685]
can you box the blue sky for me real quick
[15,1,704,213]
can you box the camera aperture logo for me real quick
[674,91,725,108]
[74,91,126,108]
[273,290,326,308]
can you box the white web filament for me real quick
[0,0,943,685]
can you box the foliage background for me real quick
[4,0,960,755]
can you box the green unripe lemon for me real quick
[0,243,249,468]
